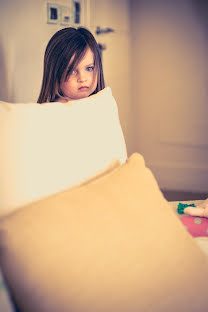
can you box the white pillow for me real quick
[0,87,127,216]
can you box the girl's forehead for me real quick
[80,48,94,64]
[71,47,95,67]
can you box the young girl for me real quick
[37,27,105,103]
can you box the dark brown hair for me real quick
[37,27,105,103]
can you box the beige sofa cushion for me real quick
[0,153,208,312]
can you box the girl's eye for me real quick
[86,66,94,72]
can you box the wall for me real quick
[130,0,208,192]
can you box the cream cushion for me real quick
[0,153,208,312]
[0,87,127,216]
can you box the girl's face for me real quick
[60,47,98,102]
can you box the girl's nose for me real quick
[77,71,87,82]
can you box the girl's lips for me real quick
[79,86,89,90]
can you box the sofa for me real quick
[0,88,208,312]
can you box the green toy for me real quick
[177,202,196,214]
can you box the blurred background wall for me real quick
[0,0,208,195]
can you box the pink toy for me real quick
[181,215,208,237]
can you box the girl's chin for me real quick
[58,91,95,102]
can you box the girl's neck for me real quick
[55,96,71,103]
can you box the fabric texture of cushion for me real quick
[0,153,208,312]
[0,87,127,216]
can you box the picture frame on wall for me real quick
[60,6,71,26]
[47,1,89,27]
[72,0,87,27]
[47,3,61,24]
